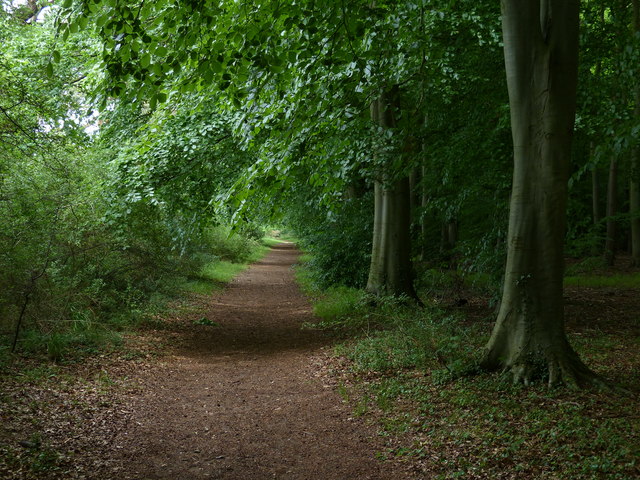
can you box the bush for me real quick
[287,193,373,289]
[201,225,262,263]
[0,143,266,360]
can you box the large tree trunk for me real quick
[366,90,418,299]
[631,0,640,266]
[482,0,600,387]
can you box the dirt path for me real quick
[111,243,405,479]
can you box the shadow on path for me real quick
[112,243,406,480]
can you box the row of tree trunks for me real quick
[592,151,639,266]
[604,157,618,266]
[364,1,608,387]
[366,89,418,299]
[591,143,601,226]
[630,0,640,266]
[597,0,640,266]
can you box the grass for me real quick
[1,232,274,368]
[564,256,640,287]
[182,239,270,295]
[262,236,286,247]
[182,260,252,294]
[355,373,639,479]
[564,273,640,288]
[295,257,640,479]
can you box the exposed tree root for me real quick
[363,290,424,308]
[481,346,612,391]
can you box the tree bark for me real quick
[630,0,640,266]
[604,157,618,266]
[409,167,421,216]
[591,144,601,226]
[591,161,602,256]
[482,0,601,387]
[366,89,418,299]
[419,166,429,262]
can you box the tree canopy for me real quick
[1,0,639,383]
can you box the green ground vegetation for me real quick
[296,255,640,479]
[0,228,273,365]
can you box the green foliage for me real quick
[362,373,639,479]
[288,194,374,289]
[202,226,265,263]
[565,272,640,289]
[312,286,369,325]
[305,268,639,479]
[0,3,281,362]
[335,302,481,380]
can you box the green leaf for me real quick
[96,14,109,28]
[45,62,53,77]
[211,60,223,74]
[52,50,61,63]
[140,53,151,68]
[78,16,89,30]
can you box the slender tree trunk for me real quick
[591,161,602,256]
[409,164,422,254]
[591,144,601,226]
[409,167,421,217]
[631,114,640,266]
[366,89,418,299]
[420,165,429,262]
[630,0,640,266]
[482,0,601,387]
[440,223,448,254]
[604,157,618,266]
[447,220,458,248]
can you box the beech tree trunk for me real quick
[366,89,418,299]
[604,157,618,266]
[591,163,602,256]
[482,0,600,387]
[631,0,640,266]
[591,144,601,226]
[420,168,429,263]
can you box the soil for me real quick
[111,242,406,480]
[2,245,638,479]
[0,243,409,479]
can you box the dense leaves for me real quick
[1,0,638,370]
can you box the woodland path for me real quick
[111,243,407,480]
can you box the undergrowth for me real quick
[564,273,640,288]
[296,257,640,479]
[1,228,272,366]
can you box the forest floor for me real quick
[1,245,639,479]
[0,243,412,480]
